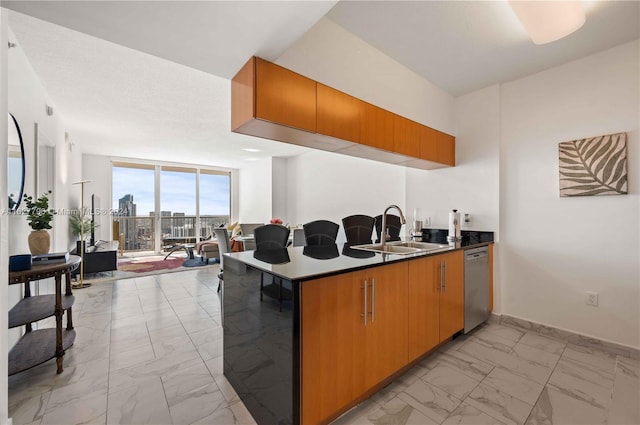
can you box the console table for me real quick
[8,255,80,375]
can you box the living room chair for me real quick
[195,227,220,264]
[374,214,403,243]
[255,224,291,311]
[303,220,339,246]
[342,214,375,246]
[292,228,306,247]
[239,223,264,251]
[212,228,231,293]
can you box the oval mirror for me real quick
[8,113,26,212]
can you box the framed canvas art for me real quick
[559,132,628,197]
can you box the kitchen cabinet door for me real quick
[364,262,409,389]
[301,271,366,425]
[437,251,464,342]
[436,131,456,166]
[408,256,439,362]
[361,103,394,151]
[418,125,438,162]
[255,58,317,132]
[393,115,419,158]
[317,83,363,143]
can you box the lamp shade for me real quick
[509,1,586,45]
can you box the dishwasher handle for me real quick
[465,247,488,261]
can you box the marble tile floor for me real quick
[8,268,639,425]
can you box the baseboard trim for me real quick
[495,313,640,360]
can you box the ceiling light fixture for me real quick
[242,148,261,152]
[509,1,586,45]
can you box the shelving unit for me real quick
[8,255,80,375]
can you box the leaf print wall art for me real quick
[559,132,628,197]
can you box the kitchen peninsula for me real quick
[222,232,493,425]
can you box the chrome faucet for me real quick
[380,205,406,252]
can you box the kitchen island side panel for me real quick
[223,256,300,425]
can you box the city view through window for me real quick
[112,164,230,252]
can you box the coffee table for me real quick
[163,243,195,260]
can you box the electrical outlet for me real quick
[462,213,472,227]
[586,291,599,307]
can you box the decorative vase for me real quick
[28,230,50,255]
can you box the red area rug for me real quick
[117,257,186,273]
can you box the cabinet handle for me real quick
[362,279,367,326]
[443,261,447,292]
[439,262,444,292]
[371,278,375,323]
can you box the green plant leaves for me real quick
[559,133,628,197]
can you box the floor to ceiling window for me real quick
[112,162,231,253]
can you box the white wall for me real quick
[238,157,272,223]
[276,17,455,135]
[7,28,81,256]
[274,16,455,241]
[82,154,112,242]
[0,9,9,424]
[272,157,288,224]
[407,85,501,232]
[286,150,406,243]
[500,40,639,348]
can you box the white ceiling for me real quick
[4,0,338,80]
[327,1,640,96]
[4,1,639,166]
[5,2,338,167]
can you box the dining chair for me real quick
[303,220,340,246]
[255,224,291,311]
[254,224,290,250]
[374,214,403,243]
[342,214,375,246]
[212,228,231,293]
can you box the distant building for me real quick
[118,194,136,217]
[118,194,138,250]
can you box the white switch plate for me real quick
[462,213,472,227]
[424,217,430,226]
[586,291,599,306]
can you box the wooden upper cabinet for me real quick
[255,58,317,132]
[231,57,256,132]
[418,125,438,162]
[436,131,456,166]
[317,83,363,143]
[231,57,456,168]
[393,115,419,158]
[361,103,394,151]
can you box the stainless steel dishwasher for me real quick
[464,246,490,333]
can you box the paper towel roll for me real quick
[448,210,461,240]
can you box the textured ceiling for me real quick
[7,11,315,168]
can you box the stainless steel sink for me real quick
[350,241,449,255]
[389,241,450,251]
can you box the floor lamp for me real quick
[72,180,92,289]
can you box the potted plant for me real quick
[22,191,56,254]
[69,210,96,253]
